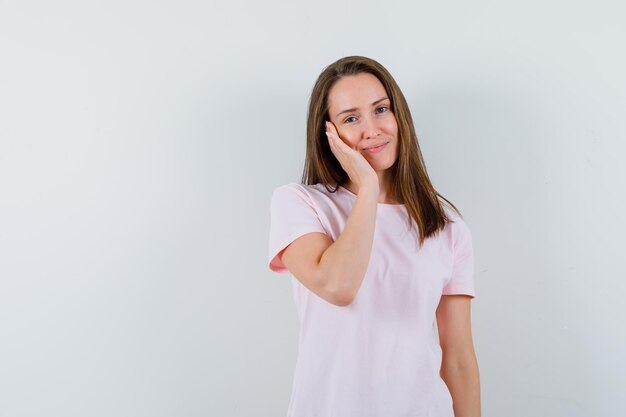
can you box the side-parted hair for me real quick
[302,55,462,247]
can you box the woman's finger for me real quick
[326,121,344,146]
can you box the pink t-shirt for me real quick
[268,182,476,417]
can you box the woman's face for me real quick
[326,72,399,172]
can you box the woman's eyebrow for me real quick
[335,97,390,119]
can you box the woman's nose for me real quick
[361,117,380,139]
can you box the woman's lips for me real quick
[364,142,388,153]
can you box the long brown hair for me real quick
[302,55,462,247]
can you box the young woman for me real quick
[268,56,481,417]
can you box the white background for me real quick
[1,1,625,416]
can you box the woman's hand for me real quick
[325,121,379,192]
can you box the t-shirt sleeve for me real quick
[268,183,328,273]
[442,217,476,298]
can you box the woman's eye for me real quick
[377,106,388,113]
[344,116,357,123]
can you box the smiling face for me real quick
[326,72,399,174]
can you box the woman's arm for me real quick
[280,186,378,306]
[436,294,481,417]
[280,121,380,307]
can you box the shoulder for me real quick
[271,182,341,204]
[272,182,335,194]
[440,202,473,245]
[272,182,314,196]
